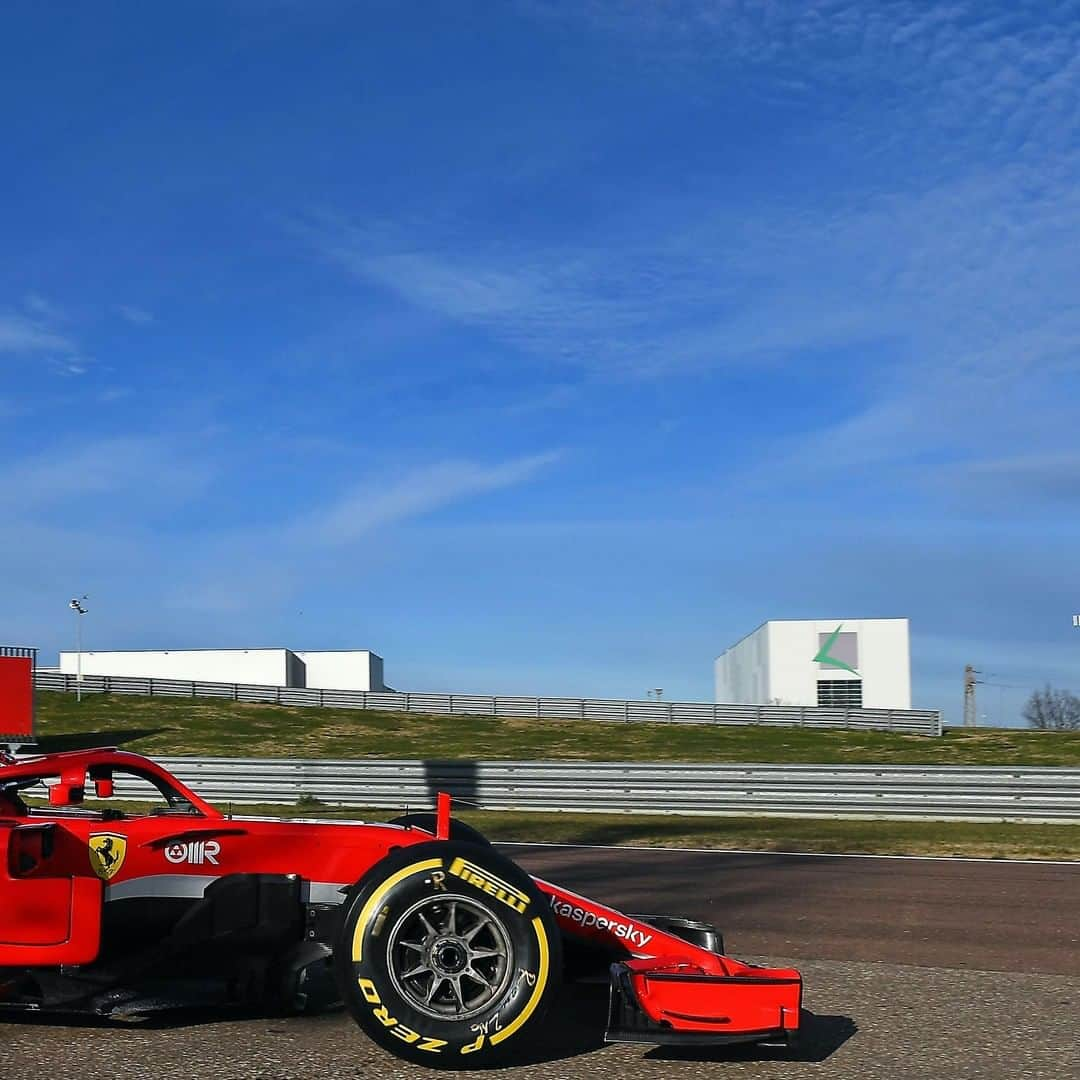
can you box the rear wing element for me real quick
[1,647,37,753]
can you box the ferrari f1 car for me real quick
[0,748,802,1066]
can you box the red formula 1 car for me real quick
[0,748,801,1066]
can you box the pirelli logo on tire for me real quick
[448,856,531,914]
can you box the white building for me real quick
[715,619,911,710]
[293,650,385,692]
[58,648,386,692]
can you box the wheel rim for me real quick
[385,893,514,1020]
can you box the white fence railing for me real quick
[33,670,943,736]
[113,756,1080,822]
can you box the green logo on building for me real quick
[814,624,859,675]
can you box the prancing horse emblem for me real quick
[89,833,128,881]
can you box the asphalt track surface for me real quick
[4,846,1078,1080]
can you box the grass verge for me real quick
[32,691,1080,765]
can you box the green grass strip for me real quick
[34,690,1080,766]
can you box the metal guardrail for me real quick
[100,756,1080,823]
[33,670,943,736]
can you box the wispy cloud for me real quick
[303,216,774,378]
[98,386,135,403]
[23,293,66,322]
[304,155,1080,398]
[526,1,1080,163]
[50,356,91,377]
[0,436,214,512]
[938,452,1080,507]
[0,311,73,354]
[116,304,154,325]
[150,450,565,617]
[297,1,1080,497]
[1,298,94,378]
[303,451,564,545]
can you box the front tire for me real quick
[337,841,560,1067]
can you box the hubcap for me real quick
[386,894,513,1020]
[433,940,467,973]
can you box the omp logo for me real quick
[164,839,220,866]
[550,897,653,950]
[448,856,530,913]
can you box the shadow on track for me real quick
[2,990,611,1069]
[472,983,610,1067]
[2,997,853,1068]
[0,999,306,1031]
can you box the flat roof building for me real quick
[57,648,386,692]
[715,619,911,710]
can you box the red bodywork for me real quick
[0,655,34,747]
[0,748,801,1044]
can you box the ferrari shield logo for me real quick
[89,834,128,881]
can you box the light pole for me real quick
[69,597,88,702]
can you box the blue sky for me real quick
[3,1,1079,725]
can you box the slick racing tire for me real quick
[337,841,561,1068]
[389,813,491,848]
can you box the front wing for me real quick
[534,876,801,1046]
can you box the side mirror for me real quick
[89,765,114,800]
[49,782,84,806]
[48,767,87,807]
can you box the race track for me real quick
[4,846,1078,1079]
